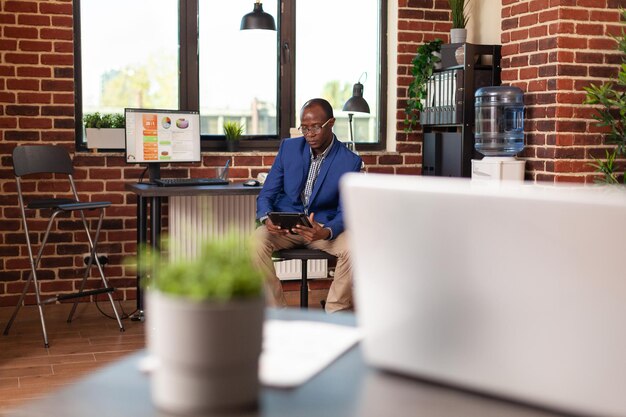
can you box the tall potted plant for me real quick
[583,9,626,184]
[449,0,471,44]
[84,112,126,149]
[141,234,265,414]
[405,38,443,131]
[224,121,244,152]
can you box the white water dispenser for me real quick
[472,86,526,181]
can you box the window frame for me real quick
[73,0,387,152]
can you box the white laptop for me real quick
[341,173,626,417]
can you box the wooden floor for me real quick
[0,300,144,413]
[0,283,329,414]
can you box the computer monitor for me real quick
[124,108,201,182]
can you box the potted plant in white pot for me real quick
[224,120,244,152]
[449,0,471,44]
[84,112,126,149]
[141,234,265,414]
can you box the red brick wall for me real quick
[501,0,625,182]
[1,0,624,304]
[396,0,452,174]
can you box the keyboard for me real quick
[153,178,229,187]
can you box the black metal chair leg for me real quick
[300,259,308,309]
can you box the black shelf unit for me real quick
[422,43,502,177]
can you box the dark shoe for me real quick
[320,300,326,309]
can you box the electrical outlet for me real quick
[83,254,109,266]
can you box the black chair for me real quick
[3,145,124,347]
[272,248,336,309]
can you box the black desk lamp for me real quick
[342,74,370,153]
[240,1,276,31]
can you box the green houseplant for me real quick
[141,234,264,414]
[83,112,125,129]
[405,38,443,131]
[83,112,126,149]
[448,0,470,43]
[449,0,471,29]
[223,120,244,152]
[449,0,471,43]
[583,9,626,184]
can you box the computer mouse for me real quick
[243,179,260,187]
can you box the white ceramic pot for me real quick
[147,291,264,414]
[450,28,467,44]
[85,128,125,149]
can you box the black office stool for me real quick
[272,248,337,309]
[4,145,125,347]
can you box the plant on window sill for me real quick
[404,38,443,132]
[83,112,126,149]
[223,121,245,152]
[83,112,125,129]
[583,9,626,184]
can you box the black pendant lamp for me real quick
[240,1,276,31]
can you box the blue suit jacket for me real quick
[256,136,363,239]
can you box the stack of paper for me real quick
[259,320,362,387]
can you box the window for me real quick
[295,0,381,145]
[74,0,386,151]
[198,1,278,137]
[76,0,179,118]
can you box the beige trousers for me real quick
[250,226,353,313]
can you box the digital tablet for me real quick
[267,212,312,232]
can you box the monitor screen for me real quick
[124,108,201,165]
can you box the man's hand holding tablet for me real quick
[267,212,312,234]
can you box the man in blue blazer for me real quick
[252,98,363,312]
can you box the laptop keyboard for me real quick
[153,178,229,187]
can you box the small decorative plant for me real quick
[140,234,263,301]
[405,38,443,131]
[449,0,471,29]
[223,121,244,152]
[223,121,244,142]
[83,112,125,129]
[140,234,265,413]
[583,9,626,184]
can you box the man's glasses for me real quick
[298,118,332,135]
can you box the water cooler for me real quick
[471,86,525,182]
